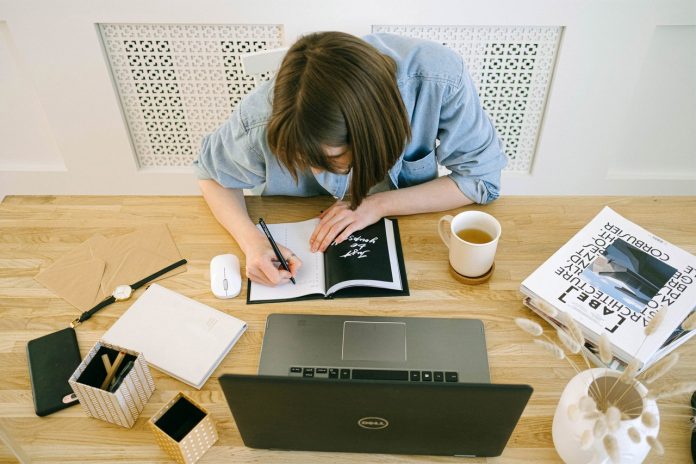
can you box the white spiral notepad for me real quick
[102,284,247,389]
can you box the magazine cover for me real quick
[521,206,696,367]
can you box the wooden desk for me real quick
[0,196,694,463]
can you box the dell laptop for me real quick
[219,314,533,457]
[219,374,532,457]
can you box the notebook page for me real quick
[248,218,326,301]
[325,218,402,294]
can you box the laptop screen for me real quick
[219,374,532,457]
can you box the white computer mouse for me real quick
[210,254,242,299]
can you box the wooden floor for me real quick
[0,195,694,463]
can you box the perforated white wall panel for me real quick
[99,24,283,168]
[100,24,558,173]
[373,25,561,173]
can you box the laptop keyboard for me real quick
[289,367,459,382]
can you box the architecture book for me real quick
[247,217,408,304]
[521,206,696,371]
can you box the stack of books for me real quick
[521,207,696,372]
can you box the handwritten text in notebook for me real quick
[337,234,379,259]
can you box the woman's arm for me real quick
[370,175,472,217]
[198,179,262,251]
[310,176,471,252]
[198,179,301,285]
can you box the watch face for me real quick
[113,285,133,301]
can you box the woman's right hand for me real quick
[243,234,302,287]
[196,182,302,287]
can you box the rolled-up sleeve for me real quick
[436,58,508,204]
[193,106,266,190]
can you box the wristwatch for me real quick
[70,258,187,328]
[112,285,133,301]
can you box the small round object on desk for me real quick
[449,263,495,285]
[112,284,133,301]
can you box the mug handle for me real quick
[438,215,453,249]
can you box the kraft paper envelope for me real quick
[35,224,185,312]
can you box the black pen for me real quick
[258,218,296,285]
[108,360,134,393]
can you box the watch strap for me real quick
[131,258,188,290]
[70,258,187,327]
[72,295,116,327]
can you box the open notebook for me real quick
[247,217,408,304]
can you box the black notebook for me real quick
[26,327,82,416]
[247,217,408,304]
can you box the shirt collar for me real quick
[312,170,350,199]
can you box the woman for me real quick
[195,31,506,287]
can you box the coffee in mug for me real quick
[438,211,501,278]
[455,228,494,244]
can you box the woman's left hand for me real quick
[310,196,383,252]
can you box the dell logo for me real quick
[358,417,389,430]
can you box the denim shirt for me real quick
[194,33,507,204]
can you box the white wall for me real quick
[0,0,694,198]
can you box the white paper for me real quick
[102,284,247,389]
[248,218,326,301]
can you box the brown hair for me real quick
[267,31,411,209]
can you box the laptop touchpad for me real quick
[342,321,406,362]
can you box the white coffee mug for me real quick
[438,211,501,277]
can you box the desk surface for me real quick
[0,195,694,463]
